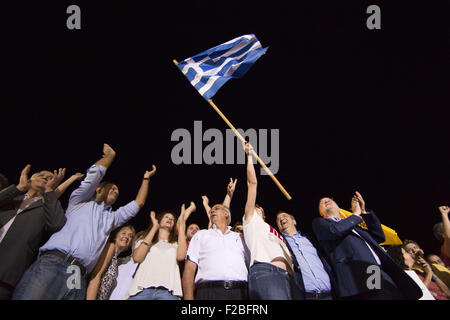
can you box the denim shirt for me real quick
[40,165,140,273]
[284,231,331,293]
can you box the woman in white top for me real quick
[242,141,300,300]
[126,203,196,300]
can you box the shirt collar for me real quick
[95,200,112,210]
[283,230,302,239]
[212,224,232,235]
[24,193,42,201]
[327,216,341,222]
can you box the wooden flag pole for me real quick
[173,59,292,200]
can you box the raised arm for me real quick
[54,172,84,199]
[94,143,116,169]
[111,167,157,229]
[176,202,196,261]
[68,144,115,208]
[133,211,159,263]
[42,169,67,232]
[223,178,237,209]
[244,141,257,221]
[0,165,29,208]
[438,206,450,259]
[354,191,385,243]
[135,165,156,208]
[86,242,115,300]
[312,216,364,241]
[201,195,212,229]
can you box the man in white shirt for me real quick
[183,204,249,300]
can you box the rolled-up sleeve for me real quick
[186,232,201,265]
[68,165,106,210]
[111,200,140,229]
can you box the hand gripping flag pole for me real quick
[173,34,292,200]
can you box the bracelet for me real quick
[143,177,150,181]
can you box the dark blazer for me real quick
[284,231,338,299]
[0,185,66,288]
[312,211,422,299]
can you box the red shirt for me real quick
[441,247,450,267]
[416,272,449,300]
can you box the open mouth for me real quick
[119,238,129,245]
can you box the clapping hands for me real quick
[45,168,66,192]
[351,191,366,215]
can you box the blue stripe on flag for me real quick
[202,77,230,100]
[176,34,268,100]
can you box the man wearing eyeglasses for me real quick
[0,166,67,300]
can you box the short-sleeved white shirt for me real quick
[186,225,249,284]
[243,210,293,270]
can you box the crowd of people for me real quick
[0,142,449,300]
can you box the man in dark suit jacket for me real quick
[312,191,422,300]
[0,165,67,300]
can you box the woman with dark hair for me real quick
[387,245,449,300]
[232,221,243,234]
[126,203,196,300]
[86,223,136,300]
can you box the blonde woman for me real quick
[86,224,135,300]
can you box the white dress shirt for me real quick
[186,225,249,284]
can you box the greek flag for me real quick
[176,34,268,100]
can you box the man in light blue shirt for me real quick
[13,144,156,300]
[276,211,334,300]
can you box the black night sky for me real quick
[1,1,449,256]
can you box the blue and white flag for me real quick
[176,34,268,100]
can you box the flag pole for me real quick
[173,59,292,200]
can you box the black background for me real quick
[1,1,449,257]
